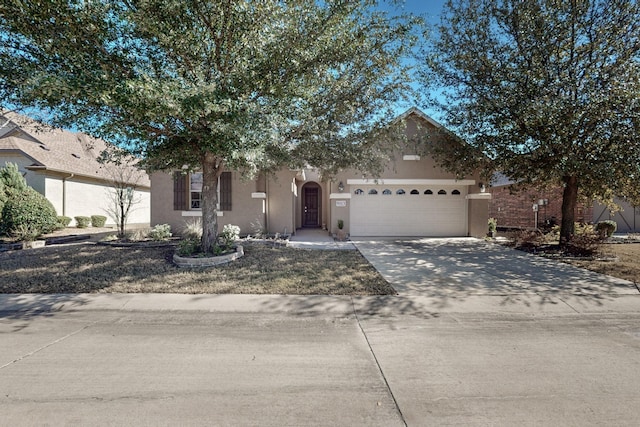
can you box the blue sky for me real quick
[379,0,449,119]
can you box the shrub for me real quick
[566,232,604,257]
[218,224,240,248]
[148,223,172,241]
[595,220,617,238]
[91,215,107,228]
[488,217,497,232]
[10,224,41,242]
[177,237,200,256]
[182,218,202,240]
[75,216,91,228]
[505,229,545,249]
[0,187,58,237]
[124,228,148,241]
[0,162,28,192]
[57,216,72,229]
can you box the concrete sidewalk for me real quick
[2,237,640,426]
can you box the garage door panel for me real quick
[350,188,467,236]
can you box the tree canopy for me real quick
[421,0,640,243]
[0,0,418,251]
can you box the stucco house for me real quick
[151,108,491,238]
[0,110,150,227]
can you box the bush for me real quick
[182,218,202,240]
[566,232,604,257]
[148,223,172,241]
[10,224,41,242]
[75,216,91,228]
[0,163,28,192]
[57,216,72,228]
[595,220,617,238]
[177,237,200,256]
[91,215,107,228]
[505,229,545,249]
[0,187,58,237]
[218,224,240,248]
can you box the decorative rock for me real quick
[22,240,46,249]
[173,245,244,268]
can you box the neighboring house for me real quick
[488,174,640,233]
[488,182,593,230]
[151,108,491,238]
[0,110,150,227]
[592,199,640,234]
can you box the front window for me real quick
[190,172,203,209]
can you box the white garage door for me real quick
[350,186,467,237]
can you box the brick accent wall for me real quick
[488,185,593,229]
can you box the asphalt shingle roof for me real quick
[0,111,150,188]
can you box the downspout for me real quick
[264,178,269,235]
[62,173,74,217]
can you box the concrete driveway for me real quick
[353,237,639,313]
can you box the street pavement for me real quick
[2,238,640,426]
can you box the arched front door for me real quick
[302,182,321,228]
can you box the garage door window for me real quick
[396,189,406,195]
[383,189,392,195]
[354,189,364,195]
[410,189,419,194]
[425,189,433,195]
[368,189,378,195]
[452,189,461,195]
[438,189,447,195]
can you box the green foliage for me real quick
[74,216,91,228]
[10,224,41,242]
[337,219,344,230]
[0,163,28,192]
[487,218,497,232]
[57,216,72,228]
[0,187,58,237]
[595,220,617,238]
[177,237,200,257]
[91,215,107,228]
[423,0,640,243]
[0,0,420,254]
[148,224,172,241]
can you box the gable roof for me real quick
[393,107,443,128]
[0,111,150,188]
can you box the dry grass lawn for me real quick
[0,242,396,295]
[565,243,640,284]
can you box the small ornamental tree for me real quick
[421,0,640,245]
[0,0,419,253]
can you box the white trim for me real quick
[251,192,267,199]
[329,193,352,199]
[181,211,224,217]
[466,193,492,200]
[347,179,476,186]
[393,107,443,128]
[402,155,421,161]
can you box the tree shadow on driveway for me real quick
[352,238,639,312]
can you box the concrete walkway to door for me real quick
[352,237,639,313]
[288,228,356,250]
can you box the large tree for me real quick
[0,0,417,252]
[421,0,640,244]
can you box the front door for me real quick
[303,185,320,227]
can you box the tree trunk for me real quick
[201,152,224,253]
[559,175,578,246]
